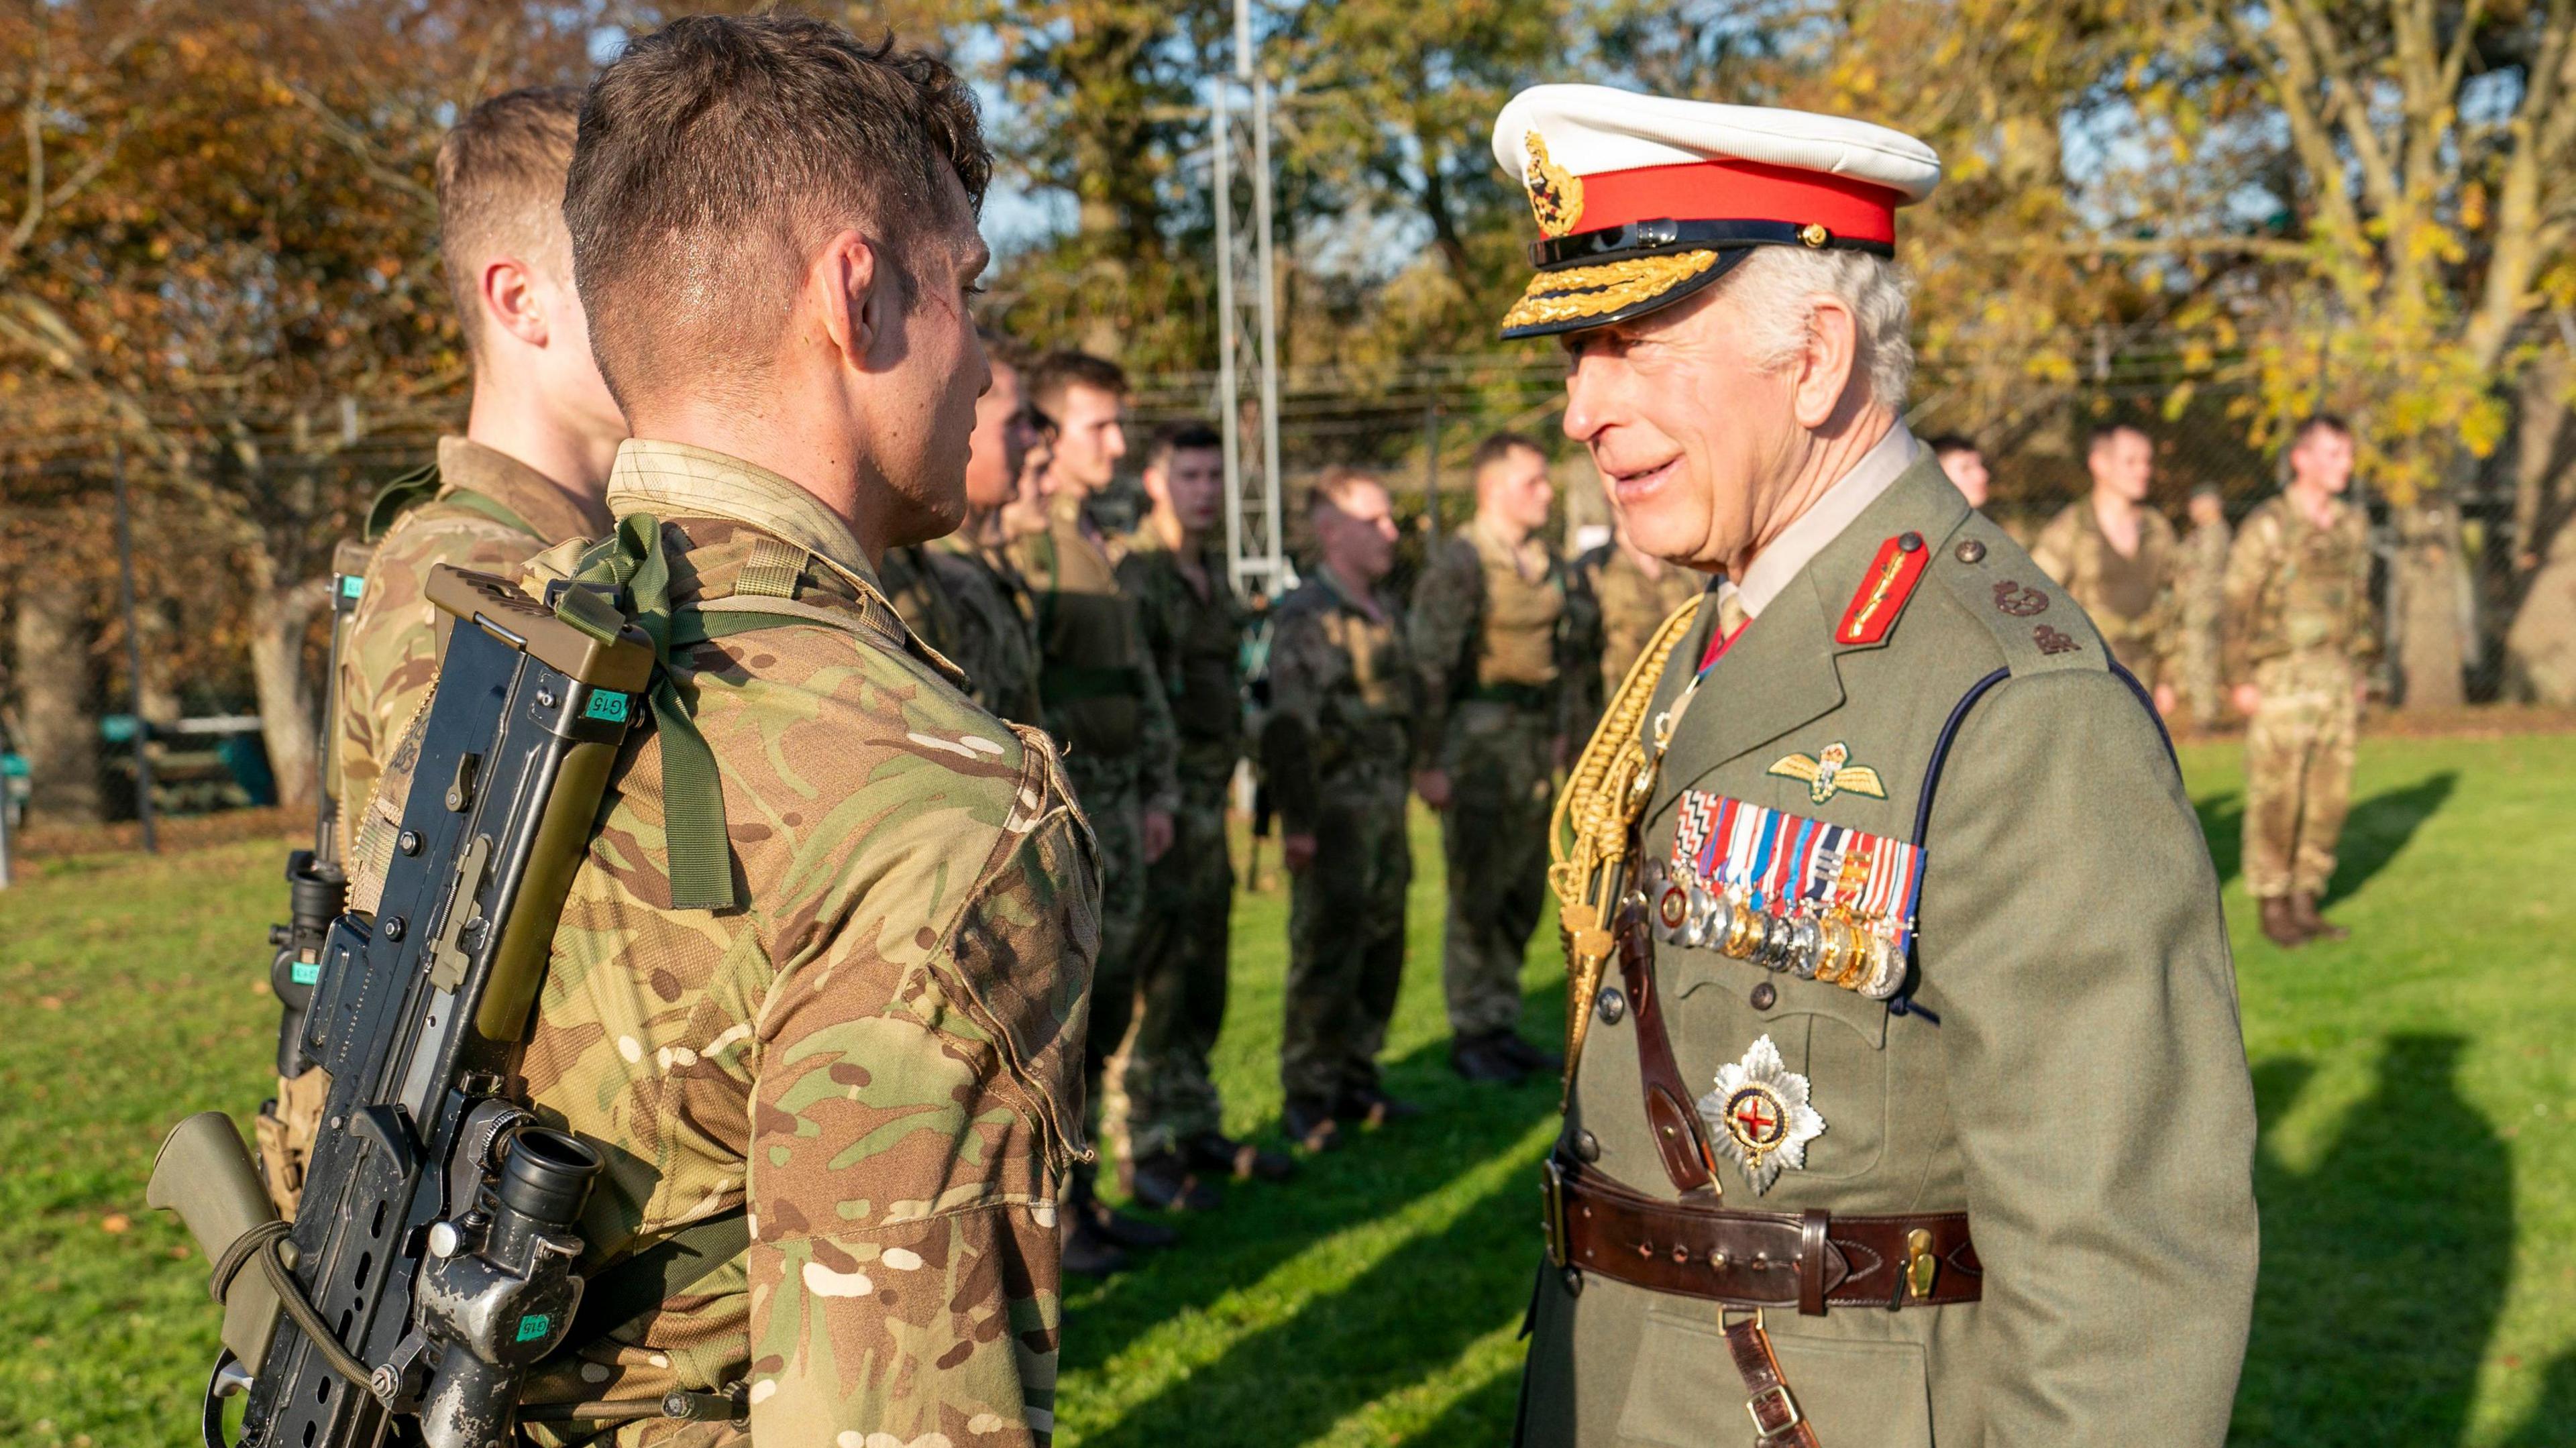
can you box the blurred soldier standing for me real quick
[2177,484,2233,732]
[2033,422,2181,714]
[927,344,1047,724]
[334,87,628,860]
[1412,433,1597,1085]
[1108,424,1292,1207]
[1266,470,1427,1149]
[348,18,1102,1439]
[1929,433,1990,509]
[1012,349,1183,1273]
[1572,518,1705,703]
[2225,414,2377,947]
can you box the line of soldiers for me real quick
[1930,419,2381,946]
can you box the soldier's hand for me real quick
[2152,683,2178,717]
[1143,807,1176,862]
[1283,832,1318,874]
[2231,683,2261,716]
[1413,769,1452,811]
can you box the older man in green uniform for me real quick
[1496,86,2257,1447]
[2225,414,2377,948]
[1013,349,1183,1273]
[2033,423,2182,715]
[1412,432,1597,1085]
[1267,469,1428,1148]
[340,19,1100,1441]
[1107,423,1293,1205]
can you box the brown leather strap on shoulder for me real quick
[1616,897,1721,1194]
[1725,1311,1821,1448]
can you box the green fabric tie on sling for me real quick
[555,513,741,911]
[362,464,540,543]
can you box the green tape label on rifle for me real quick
[291,961,321,987]
[515,1313,553,1343]
[584,691,630,723]
[339,575,364,600]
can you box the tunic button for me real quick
[1898,531,1923,553]
[1571,1129,1601,1162]
[1596,985,1628,1025]
[1750,981,1778,1011]
[1954,538,1987,564]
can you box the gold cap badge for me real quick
[1523,131,1585,237]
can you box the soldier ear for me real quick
[810,229,889,370]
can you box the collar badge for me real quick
[1766,740,1887,804]
[1699,1034,1826,1194]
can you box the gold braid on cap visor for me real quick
[1501,249,1721,332]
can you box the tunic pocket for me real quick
[1670,965,1889,1184]
[1615,1311,1931,1448]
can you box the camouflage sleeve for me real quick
[2151,516,2186,683]
[2029,506,2078,588]
[745,733,1098,1447]
[1258,605,1330,836]
[1407,537,1483,757]
[2219,507,2280,685]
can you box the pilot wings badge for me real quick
[1766,740,1887,805]
[1698,1035,1825,1194]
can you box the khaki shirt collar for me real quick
[1468,510,1550,578]
[436,435,614,543]
[604,439,883,595]
[1725,421,1920,620]
[1316,561,1389,620]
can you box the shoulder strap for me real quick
[443,488,541,539]
[362,463,442,543]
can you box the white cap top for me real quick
[1491,84,1941,204]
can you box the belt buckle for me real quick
[1746,1382,1804,1439]
[1542,1157,1570,1269]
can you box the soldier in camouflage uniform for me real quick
[2033,423,2181,714]
[1411,433,1597,1086]
[1012,349,1183,1274]
[1265,470,1428,1149]
[333,87,627,858]
[1104,423,1293,1206]
[2176,484,2233,732]
[927,346,1047,725]
[2225,414,2377,948]
[877,538,966,666]
[1570,521,1704,705]
[352,21,1099,1441]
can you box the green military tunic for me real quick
[1263,563,1426,1107]
[1104,526,1249,1159]
[1520,448,2257,1447]
[1411,515,1597,1040]
[2222,493,2376,901]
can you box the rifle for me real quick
[268,539,374,1082]
[153,564,652,1448]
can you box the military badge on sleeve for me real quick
[1699,1035,1825,1194]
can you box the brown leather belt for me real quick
[1544,1157,1982,1314]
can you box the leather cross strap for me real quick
[1726,1311,1822,1448]
[1546,1157,1981,1313]
[1615,895,1723,1194]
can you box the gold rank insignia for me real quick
[1766,740,1887,805]
[1522,130,1585,237]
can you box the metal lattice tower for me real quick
[1210,0,1284,599]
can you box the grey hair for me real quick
[1708,246,1915,410]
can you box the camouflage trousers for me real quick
[1104,787,1234,1160]
[2243,653,2360,899]
[1438,702,1553,1037]
[1282,771,1411,1104]
[1065,751,1146,1146]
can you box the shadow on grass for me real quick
[2324,771,2457,907]
[2500,1348,2576,1447]
[2234,1035,2510,1447]
[2196,791,2245,889]
[1063,976,1564,1427]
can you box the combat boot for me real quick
[1336,1087,1425,1127]
[1283,1096,1340,1152]
[2290,893,2349,943]
[2259,895,2308,948]
[1492,1032,1566,1076]
[1061,1213,1130,1278]
[1451,1030,1532,1085]
[1185,1129,1296,1182]
[1127,1149,1224,1212]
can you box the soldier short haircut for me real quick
[564,15,991,411]
[2292,413,2352,446]
[1309,465,1386,516]
[1471,431,1546,477]
[436,87,583,357]
[1146,423,1224,472]
[2088,421,2148,455]
[1027,351,1128,416]
[1926,433,1980,460]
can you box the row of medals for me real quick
[1638,854,1909,999]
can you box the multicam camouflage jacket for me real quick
[1260,564,1424,835]
[334,436,613,855]
[346,440,1102,1447]
[1010,488,1179,811]
[2031,498,2180,683]
[878,542,967,669]
[2221,492,2377,685]
[1115,526,1248,795]
[1568,541,1705,715]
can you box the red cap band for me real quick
[1579,159,1901,245]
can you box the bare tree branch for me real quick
[270,74,438,217]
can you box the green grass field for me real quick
[2,730,2571,1446]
